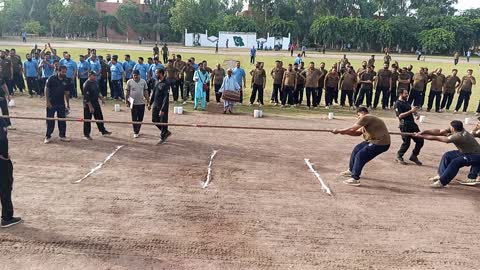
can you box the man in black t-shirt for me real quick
[0,118,22,228]
[149,68,171,145]
[0,78,13,129]
[83,71,111,140]
[44,66,70,144]
[394,88,424,165]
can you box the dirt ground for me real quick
[1,96,480,270]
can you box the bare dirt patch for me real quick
[1,96,480,269]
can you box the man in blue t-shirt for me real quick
[77,55,90,95]
[23,53,39,97]
[232,61,246,104]
[59,54,78,98]
[250,46,256,64]
[88,55,101,80]
[38,54,55,97]
[122,54,136,81]
[148,57,164,80]
[133,57,149,81]
[110,56,125,100]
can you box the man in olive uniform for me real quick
[408,68,427,107]
[441,69,461,112]
[389,65,399,108]
[9,49,24,94]
[149,68,171,145]
[300,62,320,109]
[317,62,327,107]
[355,61,368,104]
[355,65,376,108]
[0,51,13,95]
[280,64,297,107]
[339,65,357,109]
[295,62,306,106]
[373,63,392,110]
[324,67,340,109]
[270,61,285,105]
[249,62,266,106]
[183,60,195,103]
[394,88,424,165]
[454,69,476,114]
[82,71,111,140]
[211,63,226,104]
[174,55,186,101]
[427,68,445,113]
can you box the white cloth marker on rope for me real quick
[202,150,218,189]
[74,145,125,184]
[304,158,332,195]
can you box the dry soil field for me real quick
[0,95,479,270]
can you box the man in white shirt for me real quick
[126,70,149,138]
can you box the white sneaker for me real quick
[83,136,93,140]
[453,110,458,114]
[182,101,187,105]
[44,137,51,144]
[60,137,71,142]
[475,112,479,116]
[459,178,478,186]
[428,175,440,182]
[7,126,16,130]
[339,170,352,177]
[133,133,139,139]
[325,106,330,110]
[259,104,263,108]
[343,178,361,186]
[430,180,445,188]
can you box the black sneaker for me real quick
[1,217,23,228]
[409,156,423,166]
[102,130,112,136]
[395,156,407,165]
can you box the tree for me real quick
[116,0,142,40]
[0,0,28,34]
[310,16,340,48]
[266,17,297,37]
[144,0,174,42]
[418,28,455,53]
[101,14,123,37]
[23,20,44,35]
[223,15,259,32]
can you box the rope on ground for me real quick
[202,150,218,189]
[0,115,414,136]
[74,145,125,184]
[304,159,332,196]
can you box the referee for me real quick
[394,88,424,165]
[0,118,22,228]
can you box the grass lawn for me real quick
[9,44,480,117]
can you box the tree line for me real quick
[1,0,480,54]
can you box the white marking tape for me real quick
[304,158,332,195]
[202,150,218,189]
[74,145,125,183]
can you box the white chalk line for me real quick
[74,145,125,184]
[202,150,219,189]
[304,159,332,195]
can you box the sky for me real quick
[455,0,480,11]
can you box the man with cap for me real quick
[126,70,149,138]
[148,68,171,144]
[0,117,22,228]
[83,71,111,140]
[44,65,71,144]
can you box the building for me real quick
[96,0,147,41]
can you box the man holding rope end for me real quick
[332,107,391,186]
[415,121,480,188]
[149,68,171,145]
[0,118,22,227]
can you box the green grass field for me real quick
[9,44,480,117]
